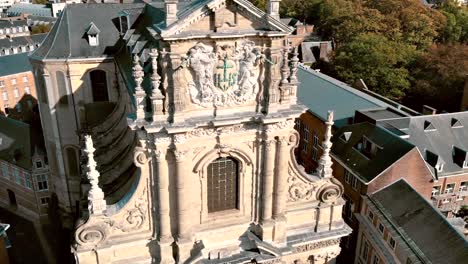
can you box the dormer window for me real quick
[426,149,445,173]
[36,160,43,169]
[355,136,381,159]
[118,11,130,35]
[451,118,463,128]
[424,120,436,131]
[86,22,100,47]
[452,146,468,168]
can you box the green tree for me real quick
[33,0,48,4]
[31,24,51,34]
[408,43,468,112]
[333,33,416,99]
[438,0,468,43]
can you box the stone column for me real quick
[272,136,289,244]
[155,146,174,263]
[272,136,289,219]
[259,137,276,241]
[173,148,192,262]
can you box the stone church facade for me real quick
[29,1,350,263]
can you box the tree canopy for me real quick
[269,0,468,111]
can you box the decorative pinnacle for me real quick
[317,110,334,178]
[132,54,144,92]
[84,135,106,215]
[149,48,163,98]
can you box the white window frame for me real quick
[445,183,455,194]
[312,147,318,161]
[432,186,441,197]
[378,222,385,234]
[2,91,8,101]
[303,124,309,142]
[459,182,468,192]
[345,170,352,184]
[13,88,19,98]
[22,76,28,83]
[36,174,48,191]
[11,78,16,85]
[0,80,4,87]
[388,236,396,249]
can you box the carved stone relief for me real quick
[287,167,316,202]
[293,238,341,253]
[186,41,264,107]
[114,187,148,232]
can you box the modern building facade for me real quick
[30,1,351,263]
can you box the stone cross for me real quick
[317,110,334,178]
[84,135,107,215]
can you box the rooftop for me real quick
[0,52,32,76]
[331,122,415,183]
[0,115,32,169]
[0,19,28,29]
[7,4,52,17]
[0,33,46,51]
[380,112,468,177]
[369,179,468,264]
[297,66,415,128]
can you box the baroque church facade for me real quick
[29,1,351,263]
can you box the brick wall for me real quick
[0,71,37,114]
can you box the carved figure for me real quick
[186,41,264,107]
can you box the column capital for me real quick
[173,149,188,161]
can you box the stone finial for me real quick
[267,0,281,20]
[149,48,162,97]
[132,54,144,92]
[84,135,106,215]
[132,54,146,121]
[281,39,290,85]
[316,111,334,178]
[289,46,299,83]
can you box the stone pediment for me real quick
[159,0,291,39]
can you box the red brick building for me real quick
[330,122,434,263]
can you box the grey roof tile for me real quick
[370,180,468,264]
[0,53,32,76]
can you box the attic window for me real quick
[424,120,436,131]
[452,146,468,168]
[339,132,352,142]
[119,11,130,35]
[426,150,444,173]
[86,22,100,47]
[354,136,381,159]
[451,118,463,128]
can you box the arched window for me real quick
[207,157,239,213]
[56,71,68,105]
[65,147,79,177]
[90,70,109,102]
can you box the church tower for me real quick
[30,1,350,263]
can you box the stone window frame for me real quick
[194,146,252,225]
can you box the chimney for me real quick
[165,0,178,26]
[267,0,281,20]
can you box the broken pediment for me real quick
[159,0,290,38]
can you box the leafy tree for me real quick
[31,24,51,34]
[438,0,468,43]
[407,43,468,112]
[33,0,49,4]
[333,33,417,99]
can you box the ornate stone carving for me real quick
[188,128,218,138]
[173,133,187,143]
[316,111,334,178]
[264,120,294,132]
[75,223,110,246]
[316,180,343,204]
[84,135,106,215]
[114,187,148,232]
[173,149,188,161]
[153,133,172,144]
[294,238,341,253]
[287,167,316,202]
[186,41,264,107]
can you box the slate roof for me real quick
[381,112,468,177]
[369,179,468,263]
[0,52,32,76]
[297,66,414,128]
[31,3,146,60]
[7,4,52,17]
[0,115,32,170]
[331,122,415,183]
[0,33,46,51]
[0,19,28,29]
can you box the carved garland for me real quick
[287,167,316,202]
[114,187,148,232]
